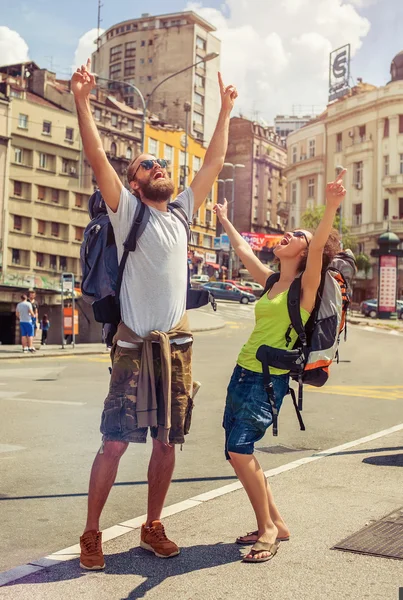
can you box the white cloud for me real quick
[72,28,105,74]
[0,27,29,66]
[186,0,371,121]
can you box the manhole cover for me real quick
[256,445,308,454]
[333,507,403,560]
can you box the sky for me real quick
[0,0,402,122]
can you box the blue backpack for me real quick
[80,190,214,325]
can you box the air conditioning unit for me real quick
[355,182,363,190]
[348,130,355,138]
[70,167,77,175]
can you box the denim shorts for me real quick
[20,322,34,337]
[223,365,289,460]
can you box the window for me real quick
[204,235,212,248]
[194,112,204,126]
[12,249,20,265]
[148,39,153,46]
[400,154,403,175]
[148,138,158,155]
[65,127,74,141]
[18,114,28,129]
[141,40,145,47]
[110,44,122,62]
[38,186,45,200]
[62,158,69,174]
[336,132,342,152]
[266,210,271,222]
[140,58,145,65]
[292,146,297,164]
[383,198,389,219]
[109,63,122,79]
[10,89,22,99]
[291,182,297,204]
[353,203,362,225]
[51,222,59,237]
[254,205,258,220]
[399,115,403,134]
[196,55,205,70]
[126,147,132,160]
[60,256,67,271]
[354,161,363,187]
[147,75,152,82]
[36,252,44,268]
[196,36,206,50]
[308,139,316,158]
[384,155,389,176]
[384,118,389,138]
[205,209,212,226]
[13,181,22,197]
[13,215,22,231]
[14,147,23,164]
[193,156,202,174]
[110,142,117,157]
[190,231,199,245]
[49,255,57,270]
[164,144,173,167]
[127,119,134,132]
[195,74,204,88]
[124,60,136,76]
[75,193,83,208]
[359,125,366,142]
[51,189,59,203]
[140,76,145,84]
[194,92,204,106]
[125,41,136,58]
[42,121,52,135]
[308,178,315,198]
[111,114,118,127]
[75,226,84,241]
[39,153,47,169]
[37,220,46,235]
[149,58,153,64]
[94,108,102,121]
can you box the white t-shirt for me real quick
[107,186,194,339]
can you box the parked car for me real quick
[240,281,265,297]
[202,282,256,304]
[360,298,403,318]
[224,279,251,292]
[190,274,210,289]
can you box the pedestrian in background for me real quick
[40,314,50,345]
[16,294,35,353]
[28,290,39,338]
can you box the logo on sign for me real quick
[329,44,351,102]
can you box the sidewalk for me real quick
[1,426,402,599]
[0,309,225,360]
[348,311,403,332]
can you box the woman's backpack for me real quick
[80,190,215,325]
[256,250,357,435]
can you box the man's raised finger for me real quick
[335,168,347,183]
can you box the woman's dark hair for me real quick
[297,228,341,273]
[42,314,49,323]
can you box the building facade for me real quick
[274,114,316,142]
[92,11,221,145]
[284,51,403,302]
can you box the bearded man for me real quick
[71,59,237,570]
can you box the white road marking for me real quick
[0,444,25,454]
[0,367,66,380]
[0,398,86,406]
[2,422,403,586]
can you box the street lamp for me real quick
[95,52,219,152]
[223,162,245,279]
[183,102,192,189]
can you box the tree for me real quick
[300,206,358,253]
[355,253,372,278]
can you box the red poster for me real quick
[379,255,397,312]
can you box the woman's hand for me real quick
[213,198,229,223]
[326,168,347,210]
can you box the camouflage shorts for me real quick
[100,341,193,445]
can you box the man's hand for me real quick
[326,168,347,211]
[71,58,96,99]
[213,198,229,223]
[218,72,238,113]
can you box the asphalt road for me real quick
[1,301,402,573]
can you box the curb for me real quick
[347,317,403,334]
[0,323,226,360]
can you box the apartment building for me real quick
[92,11,221,144]
[284,50,403,301]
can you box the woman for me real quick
[213,170,346,563]
[40,314,50,345]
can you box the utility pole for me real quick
[97,0,103,51]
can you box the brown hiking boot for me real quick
[80,530,105,570]
[140,521,180,558]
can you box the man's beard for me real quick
[139,177,175,202]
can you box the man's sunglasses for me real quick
[292,231,310,246]
[133,158,168,178]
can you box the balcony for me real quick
[344,135,374,157]
[383,174,403,191]
[351,218,403,237]
[277,201,290,218]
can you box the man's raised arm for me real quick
[190,73,237,213]
[72,59,122,212]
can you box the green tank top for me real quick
[237,289,310,375]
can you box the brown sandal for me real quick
[236,530,290,545]
[242,541,279,563]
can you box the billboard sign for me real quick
[241,232,283,252]
[220,234,230,251]
[214,237,221,251]
[329,44,351,103]
[378,255,397,313]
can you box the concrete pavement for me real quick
[1,426,402,599]
[0,309,226,359]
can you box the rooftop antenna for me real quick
[97,0,103,51]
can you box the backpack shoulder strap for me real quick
[263,272,280,295]
[168,201,191,243]
[287,274,307,345]
[115,202,147,302]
